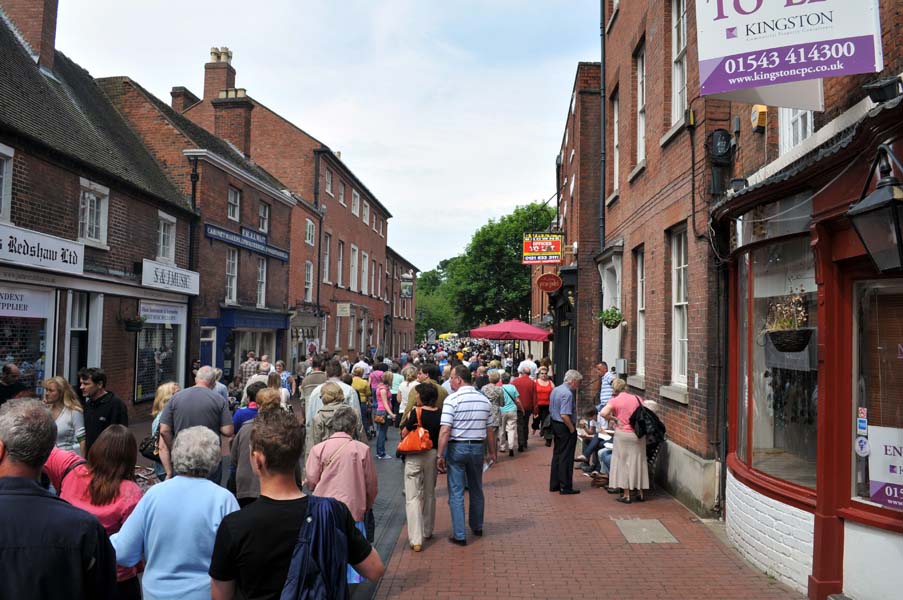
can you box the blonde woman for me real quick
[43,376,86,455]
[151,381,180,482]
[600,378,649,503]
[268,371,291,411]
[397,366,418,418]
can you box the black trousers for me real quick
[549,420,577,492]
[516,410,531,449]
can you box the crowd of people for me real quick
[0,338,664,599]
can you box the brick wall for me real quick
[726,470,813,594]
[0,0,58,68]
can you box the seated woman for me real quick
[111,426,239,600]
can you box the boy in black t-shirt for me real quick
[209,410,384,600]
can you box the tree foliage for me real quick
[415,202,555,339]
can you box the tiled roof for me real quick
[102,77,290,194]
[0,18,189,210]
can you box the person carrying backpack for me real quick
[210,410,384,600]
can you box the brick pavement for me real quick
[373,438,804,600]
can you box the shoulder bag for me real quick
[396,407,434,454]
[627,395,666,443]
[139,430,160,462]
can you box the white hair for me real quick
[563,369,584,384]
[195,365,217,385]
[171,426,221,477]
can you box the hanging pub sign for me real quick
[522,233,563,265]
[536,273,563,293]
[400,280,414,298]
[867,425,903,511]
[695,0,883,98]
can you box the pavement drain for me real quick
[615,519,679,544]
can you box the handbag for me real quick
[139,431,160,462]
[396,407,434,454]
[373,413,386,425]
[628,395,666,444]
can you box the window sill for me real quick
[659,384,688,404]
[605,190,619,206]
[325,190,335,198]
[626,374,645,390]
[227,216,240,223]
[154,256,175,265]
[305,242,315,247]
[627,160,646,183]
[660,118,686,148]
[81,239,110,251]
[605,5,619,33]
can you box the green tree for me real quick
[445,203,555,328]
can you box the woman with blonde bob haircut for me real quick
[600,378,649,503]
[150,381,180,481]
[43,375,85,455]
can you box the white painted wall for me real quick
[725,470,813,594]
[843,520,903,600]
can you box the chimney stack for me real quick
[213,88,254,157]
[170,86,200,113]
[0,0,59,69]
[204,46,236,100]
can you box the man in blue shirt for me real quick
[596,362,615,428]
[0,399,117,599]
[548,369,584,495]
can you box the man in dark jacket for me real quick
[0,399,117,599]
[78,367,129,452]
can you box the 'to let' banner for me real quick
[696,0,883,97]
[522,233,563,265]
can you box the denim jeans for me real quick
[446,442,485,540]
[376,410,389,456]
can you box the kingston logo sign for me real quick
[696,0,883,96]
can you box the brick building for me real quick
[536,1,903,598]
[386,246,418,357]
[98,76,302,386]
[0,0,198,417]
[174,49,411,361]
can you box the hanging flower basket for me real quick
[123,315,146,332]
[767,328,813,353]
[597,307,625,330]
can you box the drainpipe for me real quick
[314,151,322,337]
[186,157,199,384]
[597,0,607,360]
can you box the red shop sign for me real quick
[536,273,563,293]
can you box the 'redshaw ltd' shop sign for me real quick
[0,223,84,275]
[696,0,883,97]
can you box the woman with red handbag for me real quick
[399,383,441,552]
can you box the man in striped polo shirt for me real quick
[436,365,498,546]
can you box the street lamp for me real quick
[847,144,903,272]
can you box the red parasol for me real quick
[469,319,551,342]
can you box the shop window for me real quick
[736,236,818,488]
[736,253,750,463]
[78,178,109,247]
[135,308,181,403]
[256,258,267,308]
[258,203,270,234]
[0,287,51,397]
[0,142,13,222]
[227,186,240,222]
[853,281,903,511]
[156,211,176,263]
[226,248,238,304]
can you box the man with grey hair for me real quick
[160,365,233,484]
[0,399,117,598]
[549,369,584,495]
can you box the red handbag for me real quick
[396,407,434,454]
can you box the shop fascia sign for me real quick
[204,223,290,262]
[142,259,199,296]
[0,222,83,275]
[696,0,883,108]
[522,233,563,265]
[0,286,51,318]
[139,301,184,325]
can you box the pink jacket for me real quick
[305,432,377,522]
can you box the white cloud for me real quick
[55,0,598,270]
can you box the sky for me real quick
[56,0,600,271]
